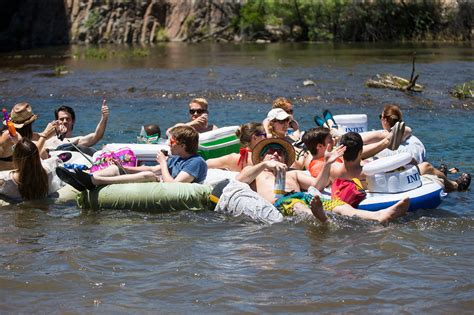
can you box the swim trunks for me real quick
[273,192,346,216]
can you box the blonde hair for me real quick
[189,98,208,110]
[267,120,281,138]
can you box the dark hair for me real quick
[13,138,49,200]
[235,122,265,148]
[382,104,402,127]
[144,124,161,138]
[16,123,33,139]
[302,127,331,155]
[340,132,363,162]
[55,106,76,122]
[169,125,199,155]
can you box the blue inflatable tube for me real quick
[358,179,445,212]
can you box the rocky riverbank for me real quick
[0,0,471,50]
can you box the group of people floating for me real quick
[0,97,471,224]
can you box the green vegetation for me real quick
[84,47,108,59]
[84,10,101,31]
[79,47,150,59]
[237,0,473,41]
[128,48,149,57]
[155,27,169,42]
[451,81,474,99]
[54,65,67,75]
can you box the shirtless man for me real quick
[45,100,109,151]
[236,138,409,224]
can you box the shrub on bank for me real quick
[237,0,472,42]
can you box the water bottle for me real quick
[274,169,286,199]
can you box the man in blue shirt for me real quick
[57,125,207,191]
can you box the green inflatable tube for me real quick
[77,182,213,213]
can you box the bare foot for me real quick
[310,196,328,223]
[376,197,410,224]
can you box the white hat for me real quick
[267,108,290,121]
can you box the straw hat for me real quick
[251,138,295,167]
[4,103,38,128]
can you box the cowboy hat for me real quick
[252,138,295,167]
[4,103,38,128]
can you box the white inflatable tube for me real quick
[333,114,368,133]
[363,152,412,176]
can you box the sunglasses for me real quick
[286,109,294,114]
[266,148,285,155]
[254,132,267,138]
[168,137,178,146]
[379,114,385,119]
[275,118,290,124]
[189,109,207,115]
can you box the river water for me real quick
[0,43,473,313]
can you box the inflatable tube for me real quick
[375,135,426,164]
[55,143,97,156]
[333,114,368,133]
[49,150,93,166]
[0,185,81,207]
[77,182,212,212]
[99,143,169,163]
[358,176,445,212]
[198,126,240,160]
[101,126,240,162]
[363,152,412,176]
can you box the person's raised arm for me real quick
[35,121,59,157]
[298,144,345,191]
[77,100,109,147]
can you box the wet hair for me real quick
[169,125,199,155]
[382,104,403,127]
[189,98,208,110]
[302,127,331,155]
[235,122,265,148]
[13,138,48,200]
[340,132,363,162]
[54,106,76,122]
[144,124,161,138]
[272,97,293,113]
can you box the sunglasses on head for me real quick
[189,109,207,115]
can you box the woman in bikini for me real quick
[206,122,267,172]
